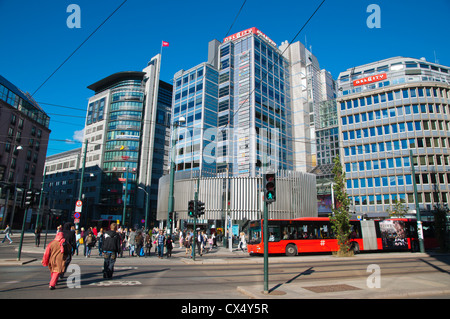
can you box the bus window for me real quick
[268,225,281,241]
[281,225,297,240]
[248,220,262,245]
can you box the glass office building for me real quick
[337,57,450,216]
[81,54,172,225]
[171,28,293,177]
[172,63,219,174]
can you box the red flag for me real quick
[162,41,169,47]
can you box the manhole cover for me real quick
[303,284,361,293]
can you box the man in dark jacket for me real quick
[102,223,121,279]
[61,222,76,278]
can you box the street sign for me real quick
[74,212,80,219]
[75,200,82,212]
[74,218,80,223]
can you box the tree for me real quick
[329,156,352,256]
[386,199,408,218]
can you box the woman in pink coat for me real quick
[42,232,70,289]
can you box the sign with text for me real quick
[353,73,387,86]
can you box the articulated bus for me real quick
[247,217,438,256]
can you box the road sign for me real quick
[75,200,82,212]
[74,212,80,219]
[74,218,80,223]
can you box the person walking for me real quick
[60,222,76,279]
[97,228,104,256]
[102,223,121,279]
[85,231,96,257]
[128,228,136,257]
[41,230,71,290]
[135,231,144,257]
[239,232,247,252]
[156,229,165,259]
[75,230,81,255]
[166,235,173,258]
[2,225,13,244]
[35,225,42,247]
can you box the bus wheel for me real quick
[285,244,297,256]
[351,242,360,254]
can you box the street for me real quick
[1,233,450,303]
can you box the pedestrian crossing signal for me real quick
[264,173,276,203]
[188,200,195,217]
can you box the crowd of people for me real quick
[40,222,231,289]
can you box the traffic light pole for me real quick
[263,200,269,294]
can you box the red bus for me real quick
[247,217,437,256]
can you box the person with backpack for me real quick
[85,230,96,257]
[102,223,121,279]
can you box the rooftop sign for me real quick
[353,73,387,87]
[223,27,277,48]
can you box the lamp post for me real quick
[122,166,129,227]
[167,116,185,235]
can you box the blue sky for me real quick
[1,0,449,156]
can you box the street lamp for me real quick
[167,116,185,235]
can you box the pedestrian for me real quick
[61,222,76,279]
[166,235,173,258]
[102,223,121,279]
[156,229,165,259]
[129,228,136,257]
[145,233,152,256]
[85,230,96,257]
[239,232,247,252]
[75,230,81,255]
[179,230,184,249]
[184,232,191,255]
[80,227,86,256]
[41,230,71,290]
[196,230,204,256]
[135,231,144,257]
[98,228,104,256]
[35,225,42,247]
[2,225,13,244]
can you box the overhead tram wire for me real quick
[30,0,129,97]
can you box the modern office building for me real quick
[45,54,172,227]
[158,28,325,226]
[337,56,450,217]
[0,75,51,228]
[43,148,102,226]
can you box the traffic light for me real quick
[188,200,195,218]
[197,201,205,217]
[169,212,173,224]
[264,173,276,203]
[24,189,34,206]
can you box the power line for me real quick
[31,0,129,97]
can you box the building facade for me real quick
[337,57,450,217]
[45,54,172,228]
[0,75,51,228]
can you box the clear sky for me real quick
[1,0,449,156]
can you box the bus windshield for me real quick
[248,220,262,244]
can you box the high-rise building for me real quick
[45,54,172,227]
[280,41,335,172]
[172,28,295,177]
[337,56,450,217]
[0,75,51,228]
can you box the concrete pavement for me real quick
[1,232,450,299]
